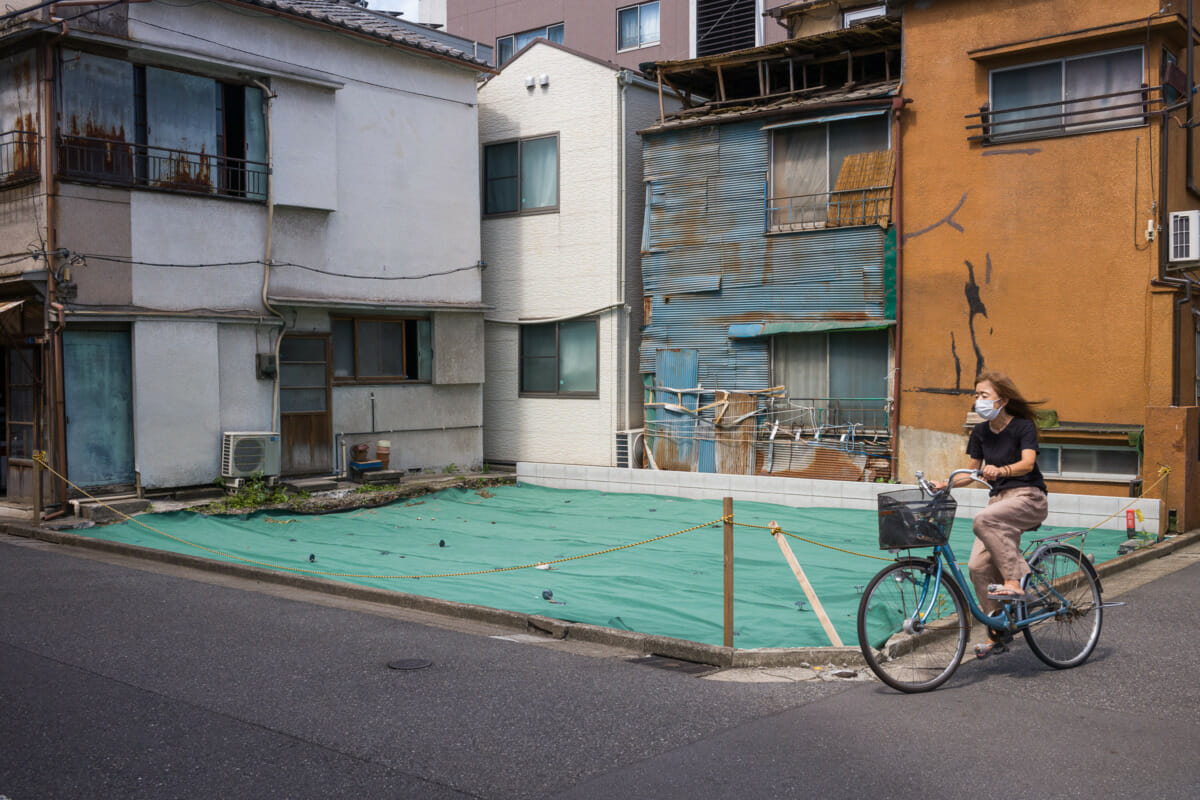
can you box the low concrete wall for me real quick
[516,463,1162,533]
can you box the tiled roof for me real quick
[236,0,492,70]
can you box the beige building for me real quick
[478,41,678,466]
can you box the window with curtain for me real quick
[520,319,598,396]
[496,23,564,65]
[332,317,431,383]
[772,329,889,428]
[768,115,889,230]
[483,135,558,215]
[989,47,1144,141]
[618,2,660,50]
[1038,445,1139,479]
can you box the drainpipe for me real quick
[889,93,907,476]
[1189,0,1200,200]
[251,79,285,432]
[618,70,633,434]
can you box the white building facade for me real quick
[0,0,490,501]
[478,41,675,467]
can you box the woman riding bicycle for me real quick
[934,371,1048,655]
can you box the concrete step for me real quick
[284,478,340,493]
[76,499,153,524]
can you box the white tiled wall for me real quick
[516,463,1161,533]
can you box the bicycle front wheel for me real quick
[1022,545,1102,669]
[857,558,969,693]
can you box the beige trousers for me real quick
[968,486,1049,616]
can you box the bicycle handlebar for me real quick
[914,469,993,495]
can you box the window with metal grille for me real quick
[695,0,757,58]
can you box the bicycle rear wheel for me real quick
[1022,545,1102,669]
[857,558,969,693]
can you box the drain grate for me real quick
[628,655,719,676]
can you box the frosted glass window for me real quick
[990,48,1144,140]
[520,320,598,396]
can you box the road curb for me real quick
[4,519,1197,669]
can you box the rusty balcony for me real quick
[56,134,268,200]
[766,185,893,232]
[0,130,40,187]
[766,396,890,436]
[965,85,1163,144]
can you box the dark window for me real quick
[496,23,564,65]
[483,135,558,215]
[332,317,431,383]
[695,0,756,58]
[56,49,267,199]
[520,319,598,396]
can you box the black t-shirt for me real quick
[966,417,1047,496]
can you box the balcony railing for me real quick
[767,396,890,435]
[0,130,40,187]
[766,186,892,232]
[56,134,267,200]
[966,85,1160,144]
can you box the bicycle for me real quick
[856,469,1105,693]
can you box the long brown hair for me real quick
[975,370,1044,422]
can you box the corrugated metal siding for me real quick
[640,120,892,390]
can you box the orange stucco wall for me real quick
[895,0,1199,508]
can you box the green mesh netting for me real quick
[75,484,1127,649]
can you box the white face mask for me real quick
[975,396,1002,421]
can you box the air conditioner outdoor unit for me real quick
[221,431,281,479]
[1169,210,1200,262]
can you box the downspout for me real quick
[251,79,284,431]
[619,70,633,433]
[1189,0,1200,200]
[890,93,906,476]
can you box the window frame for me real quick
[55,49,268,201]
[496,23,565,65]
[986,45,1146,144]
[842,4,886,27]
[617,2,661,52]
[331,315,432,385]
[518,318,600,398]
[482,133,560,217]
[765,113,892,233]
[1038,443,1141,481]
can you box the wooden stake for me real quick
[723,497,734,648]
[769,521,844,647]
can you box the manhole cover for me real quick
[388,659,433,670]
[629,655,718,676]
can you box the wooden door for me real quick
[279,335,332,476]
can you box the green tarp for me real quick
[76,484,1127,650]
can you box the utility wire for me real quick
[62,251,483,281]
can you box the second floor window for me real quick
[618,2,661,51]
[768,114,891,231]
[989,47,1145,141]
[496,23,564,65]
[695,0,756,58]
[57,49,266,199]
[483,134,558,215]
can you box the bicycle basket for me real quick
[877,489,957,550]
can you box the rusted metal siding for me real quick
[640,119,890,389]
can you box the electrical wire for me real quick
[69,252,482,281]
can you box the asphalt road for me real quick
[1,533,1197,799]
